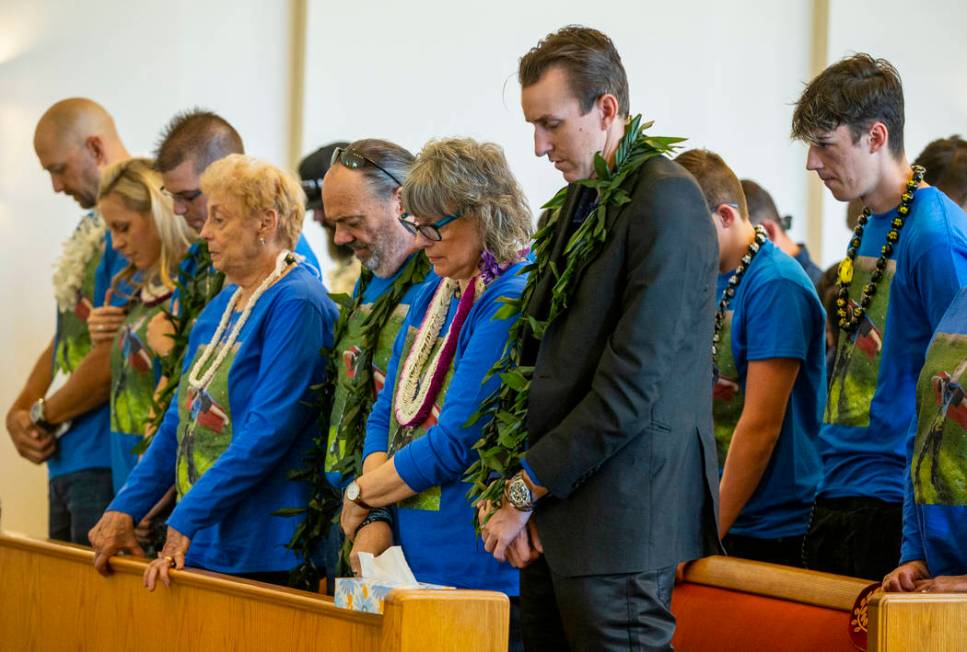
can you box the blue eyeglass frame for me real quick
[398,211,463,241]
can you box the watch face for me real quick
[30,401,43,424]
[347,481,360,502]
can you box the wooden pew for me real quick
[672,555,967,652]
[0,532,507,651]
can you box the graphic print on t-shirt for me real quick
[825,257,896,427]
[325,302,409,474]
[912,332,967,506]
[110,303,161,435]
[176,344,236,499]
[713,310,742,465]
[386,324,453,512]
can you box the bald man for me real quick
[5,98,130,544]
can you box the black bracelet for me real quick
[355,507,393,537]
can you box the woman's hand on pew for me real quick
[143,526,191,591]
[913,574,967,593]
[89,511,146,576]
[349,521,393,576]
[882,560,930,592]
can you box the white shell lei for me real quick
[393,276,485,426]
[187,250,298,392]
[53,213,106,312]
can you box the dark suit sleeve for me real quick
[524,173,715,499]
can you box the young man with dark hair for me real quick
[480,25,721,650]
[678,150,826,568]
[792,53,967,580]
[741,179,822,285]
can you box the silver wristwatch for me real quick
[345,480,373,509]
[29,398,54,430]
[505,472,534,512]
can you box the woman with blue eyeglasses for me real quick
[338,137,532,650]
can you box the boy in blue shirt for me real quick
[791,53,967,579]
[677,149,826,566]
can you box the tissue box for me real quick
[334,578,452,614]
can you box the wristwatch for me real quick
[29,398,55,431]
[345,480,373,509]
[505,472,534,512]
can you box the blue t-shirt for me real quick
[324,259,437,490]
[48,224,128,479]
[820,187,967,502]
[109,262,337,574]
[364,264,527,595]
[900,286,967,576]
[713,240,826,538]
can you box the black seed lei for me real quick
[834,165,926,334]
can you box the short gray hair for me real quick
[403,138,533,263]
[337,138,414,200]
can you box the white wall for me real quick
[302,0,813,246]
[820,0,967,267]
[0,0,294,537]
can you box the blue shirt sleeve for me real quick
[520,459,542,488]
[166,296,330,539]
[107,382,183,521]
[912,241,967,332]
[899,420,926,564]
[393,289,520,493]
[744,278,817,363]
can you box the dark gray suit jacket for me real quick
[524,155,722,577]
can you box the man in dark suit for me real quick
[480,26,721,650]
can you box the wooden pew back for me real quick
[0,533,507,652]
[671,556,869,652]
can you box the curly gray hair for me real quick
[402,138,533,263]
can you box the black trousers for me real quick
[520,555,677,652]
[723,532,806,568]
[803,496,902,580]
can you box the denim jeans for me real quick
[48,468,114,545]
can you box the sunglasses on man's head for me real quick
[161,187,203,203]
[330,147,402,187]
[398,211,463,241]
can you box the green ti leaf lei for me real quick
[136,241,224,455]
[283,253,431,590]
[463,116,685,522]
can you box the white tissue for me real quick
[357,546,421,588]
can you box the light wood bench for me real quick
[0,532,507,651]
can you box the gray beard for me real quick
[365,227,412,278]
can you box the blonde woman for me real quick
[89,155,337,589]
[87,157,194,492]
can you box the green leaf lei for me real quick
[285,253,431,589]
[136,241,224,455]
[463,116,685,519]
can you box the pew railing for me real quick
[0,532,508,652]
[674,555,967,652]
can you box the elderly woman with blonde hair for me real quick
[338,137,532,647]
[89,154,338,588]
[85,158,194,492]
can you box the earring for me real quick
[259,237,266,247]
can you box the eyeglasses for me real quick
[162,187,203,203]
[398,211,463,241]
[330,147,402,187]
